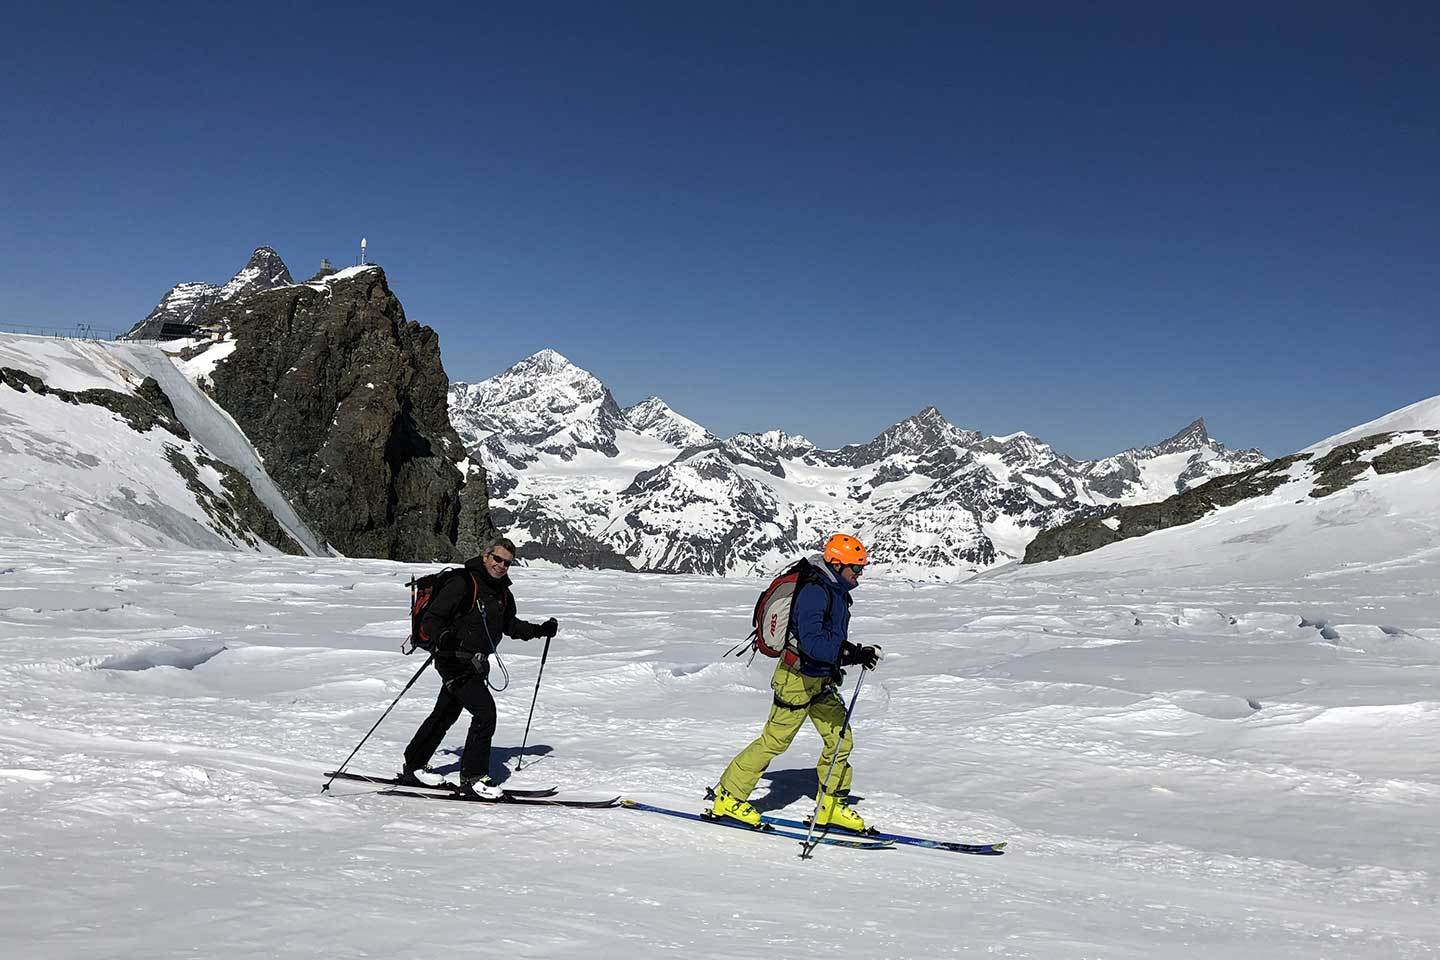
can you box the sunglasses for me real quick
[844,563,866,575]
[487,553,516,568]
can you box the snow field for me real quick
[1,544,1437,958]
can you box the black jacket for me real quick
[421,557,546,658]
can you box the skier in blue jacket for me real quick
[709,534,882,830]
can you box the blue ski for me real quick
[762,815,1006,855]
[621,800,894,850]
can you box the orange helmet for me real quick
[823,533,868,566]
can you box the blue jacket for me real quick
[790,555,854,677]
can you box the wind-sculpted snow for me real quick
[0,531,1436,957]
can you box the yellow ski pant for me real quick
[717,661,854,800]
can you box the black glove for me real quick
[840,640,881,668]
[539,618,558,639]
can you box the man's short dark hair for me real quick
[484,535,518,558]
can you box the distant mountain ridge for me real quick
[1026,398,1440,566]
[450,350,1269,579]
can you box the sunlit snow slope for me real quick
[0,333,324,554]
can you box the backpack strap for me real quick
[786,564,837,639]
[432,569,481,655]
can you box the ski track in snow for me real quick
[1,545,1437,958]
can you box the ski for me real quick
[621,800,895,850]
[323,770,557,798]
[763,815,1006,855]
[379,788,621,809]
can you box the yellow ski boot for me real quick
[708,786,762,827]
[815,793,867,832]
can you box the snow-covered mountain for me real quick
[451,351,1267,578]
[622,396,715,449]
[123,247,294,340]
[451,348,628,464]
[0,332,324,554]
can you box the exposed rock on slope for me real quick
[0,340,304,554]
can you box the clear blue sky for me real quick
[2,2,1435,458]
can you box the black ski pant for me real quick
[404,666,496,781]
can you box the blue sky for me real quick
[2,2,1435,458]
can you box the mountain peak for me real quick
[623,396,712,448]
[219,246,293,302]
[124,246,294,340]
[451,349,624,460]
[521,348,575,372]
[1152,418,1211,453]
[879,405,972,448]
[245,245,285,269]
[823,405,979,468]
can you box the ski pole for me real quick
[799,666,868,860]
[321,653,433,793]
[515,634,552,772]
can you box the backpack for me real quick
[402,567,478,655]
[732,559,835,664]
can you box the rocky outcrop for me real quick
[0,368,189,439]
[454,460,497,558]
[164,446,305,555]
[204,266,470,561]
[125,247,294,340]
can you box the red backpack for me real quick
[732,559,835,666]
[402,567,478,655]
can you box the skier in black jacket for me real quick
[400,536,558,798]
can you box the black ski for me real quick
[323,770,557,798]
[379,788,622,809]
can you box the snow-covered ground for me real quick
[2,523,1437,957]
